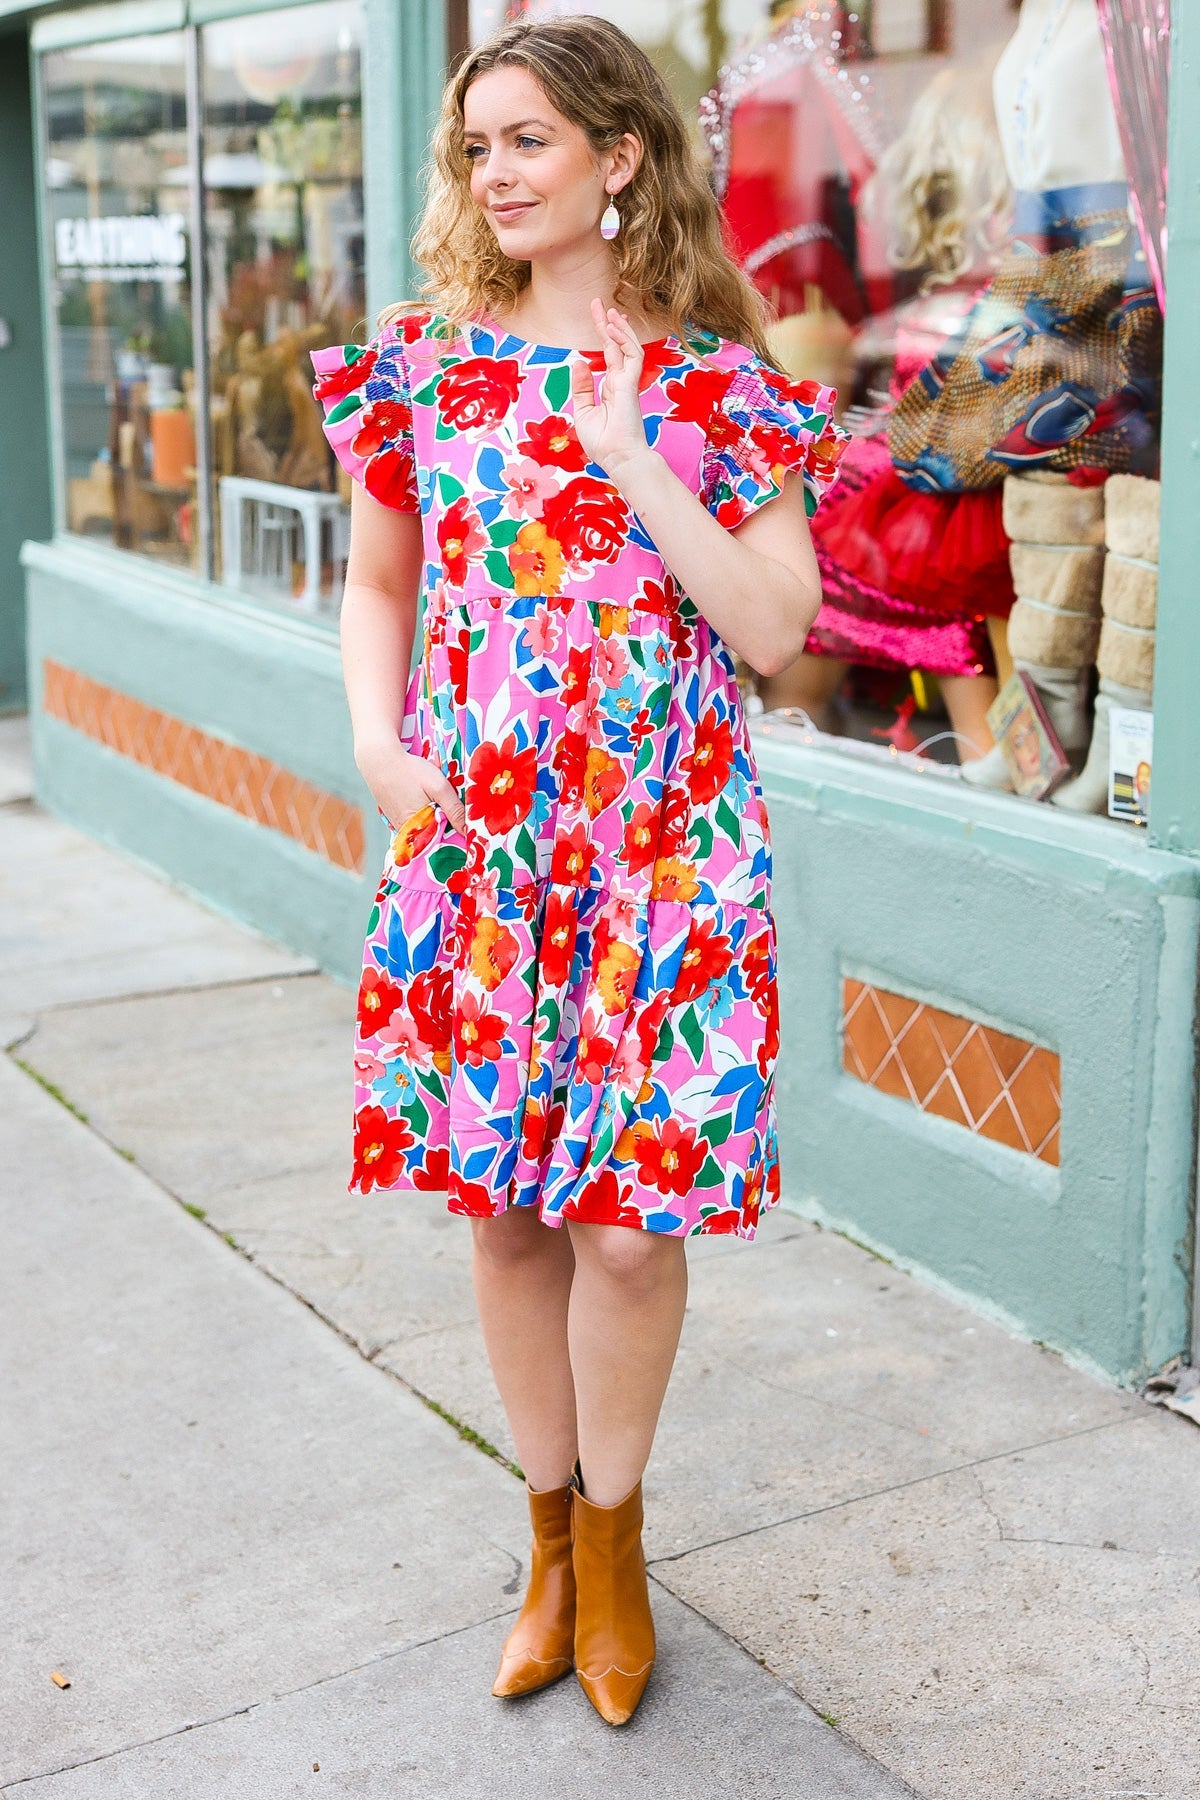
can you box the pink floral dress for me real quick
[311,308,844,1237]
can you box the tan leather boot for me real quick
[572,1477,656,1726]
[492,1480,576,1697]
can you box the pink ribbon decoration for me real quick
[1096,0,1170,310]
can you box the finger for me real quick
[569,354,596,415]
[433,776,468,836]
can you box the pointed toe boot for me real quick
[572,1478,655,1726]
[492,1480,576,1698]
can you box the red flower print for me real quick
[584,746,626,818]
[313,347,376,403]
[408,966,452,1061]
[741,1162,764,1232]
[551,823,599,887]
[620,801,659,875]
[635,992,671,1065]
[399,308,433,343]
[364,445,417,510]
[663,366,735,427]
[670,917,733,1004]
[566,1169,644,1227]
[541,889,578,987]
[454,990,507,1067]
[632,1118,707,1197]
[680,706,735,806]
[632,574,680,615]
[702,1207,741,1235]
[560,647,593,708]
[412,1145,449,1191]
[467,733,537,834]
[742,929,772,1010]
[358,966,403,1035]
[470,915,521,991]
[352,1104,414,1191]
[579,337,686,394]
[448,1175,501,1216]
[553,728,587,810]
[437,495,487,585]
[435,356,522,432]
[518,413,588,470]
[351,396,412,459]
[659,783,692,860]
[447,626,472,706]
[757,978,780,1080]
[521,1096,566,1167]
[576,1019,616,1084]
[540,476,629,568]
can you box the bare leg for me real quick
[565,1224,688,1507]
[987,614,1013,689]
[470,1209,578,1490]
[756,652,848,730]
[940,672,999,762]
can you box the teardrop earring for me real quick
[600,194,620,241]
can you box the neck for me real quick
[500,248,663,349]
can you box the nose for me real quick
[478,147,516,190]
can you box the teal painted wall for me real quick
[24,541,387,981]
[0,29,52,711]
[756,730,1198,1387]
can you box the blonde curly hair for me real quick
[381,14,779,365]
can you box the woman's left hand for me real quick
[569,300,652,482]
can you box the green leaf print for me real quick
[437,471,466,505]
[513,822,536,868]
[484,549,514,589]
[690,817,714,860]
[366,903,380,934]
[700,1113,733,1148]
[415,1065,445,1100]
[542,364,572,412]
[404,1094,430,1138]
[715,797,741,843]
[434,415,456,441]
[654,1016,675,1060]
[487,846,514,887]
[325,393,363,423]
[634,736,654,779]
[538,996,561,1039]
[694,1153,727,1188]
[469,625,486,652]
[488,516,519,547]
[429,845,468,882]
[679,1007,706,1065]
[411,378,441,407]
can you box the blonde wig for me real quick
[875,63,1011,290]
[381,15,780,365]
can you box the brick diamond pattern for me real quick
[842,977,1060,1166]
[42,659,365,874]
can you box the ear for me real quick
[606,130,643,193]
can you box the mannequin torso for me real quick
[992,0,1125,192]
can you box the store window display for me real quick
[44,36,197,569]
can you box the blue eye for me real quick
[516,136,543,150]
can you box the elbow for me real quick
[747,580,823,678]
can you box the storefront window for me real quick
[466,1,1166,824]
[202,1,366,609]
[44,36,197,569]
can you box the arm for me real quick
[601,449,820,678]
[570,300,826,678]
[340,482,467,833]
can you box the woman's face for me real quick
[463,65,634,261]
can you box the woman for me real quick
[312,15,844,1728]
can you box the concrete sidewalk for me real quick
[3,711,1198,1800]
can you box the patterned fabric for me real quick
[888,184,1162,495]
[311,308,846,1237]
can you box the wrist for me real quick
[354,729,404,774]
[604,445,663,494]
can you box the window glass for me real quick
[468,1,1165,823]
[44,35,197,569]
[201,1,366,613]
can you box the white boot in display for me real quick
[1051,680,1151,813]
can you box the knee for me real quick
[470,1207,562,1272]
[571,1223,680,1298]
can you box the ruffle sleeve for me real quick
[702,358,848,530]
[310,327,420,513]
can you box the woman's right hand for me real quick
[355,739,468,837]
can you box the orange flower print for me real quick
[594,937,640,1017]
[584,747,626,818]
[470,915,521,991]
[631,1118,707,1197]
[509,520,567,597]
[650,855,700,902]
[454,990,507,1067]
[467,733,537,834]
[390,804,438,866]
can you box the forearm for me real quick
[608,450,822,676]
[339,579,419,766]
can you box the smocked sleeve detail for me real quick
[701,357,848,529]
[310,327,420,513]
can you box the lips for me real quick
[491,203,535,221]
